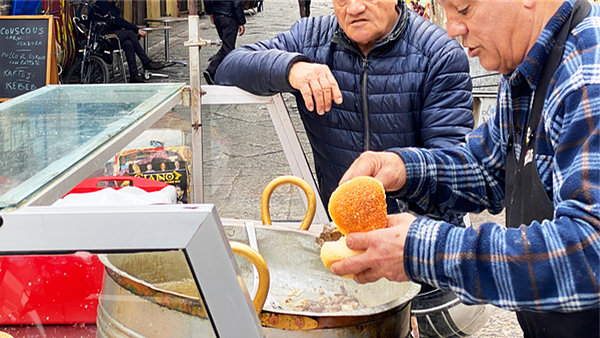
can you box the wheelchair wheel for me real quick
[63,55,110,84]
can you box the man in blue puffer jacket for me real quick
[216,0,474,224]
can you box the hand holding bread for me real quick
[320,176,387,276]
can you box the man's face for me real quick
[440,0,528,74]
[333,0,399,55]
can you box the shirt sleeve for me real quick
[396,80,600,312]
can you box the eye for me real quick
[458,5,469,15]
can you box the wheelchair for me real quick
[62,1,127,84]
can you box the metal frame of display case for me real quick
[0,204,265,337]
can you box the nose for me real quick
[446,18,467,39]
[346,0,367,15]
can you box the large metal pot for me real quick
[96,176,421,337]
[97,224,419,337]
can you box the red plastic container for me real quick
[0,176,168,325]
[64,176,169,195]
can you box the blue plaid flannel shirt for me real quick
[391,0,600,312]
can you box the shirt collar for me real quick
[507,0,576,89]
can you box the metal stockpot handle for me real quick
[229,241,270,314]
[260,176,316,231]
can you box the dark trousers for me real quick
[114,29,151,77]
[298,0,311,17]
[516,308,600,338]
[205,15,238,77]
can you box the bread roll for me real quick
[319,237,362,278]
[328,176,387,235]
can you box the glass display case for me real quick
[0,81,422,337]
[0,83,185,211]
[0,83,265,336]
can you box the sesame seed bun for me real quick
[327,176,387,235]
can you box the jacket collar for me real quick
[331,0,408,56]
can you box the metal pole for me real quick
[186,0,221,203]
[188,0,203,203]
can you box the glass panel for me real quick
[0,83,185,210]
[0,204,264,336]
[0,251,215,338]
[201,99,315,223]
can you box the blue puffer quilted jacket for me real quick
[216,3,474,219]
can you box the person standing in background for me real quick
[203,0,246,85]
[298,0,311,17]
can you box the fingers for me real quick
[308,78,323,114]
[309,76,335,115]
[288,62,343,114]
[340,151,379,184]
[354,268,381,284]
[311,72,342,115]
[339,151,407,191]
[330,226,411,283]
[298,83,315,112]
[328,72,343,105]
[345,232,369,250]
[329,251,368,278]
[314,73,342,113]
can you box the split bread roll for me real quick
[320,176,387,276]
[320,237,362,278]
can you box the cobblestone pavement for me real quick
[142,1,522,336]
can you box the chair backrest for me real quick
[104,33,122,51]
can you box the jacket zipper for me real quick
[362,57,369,151]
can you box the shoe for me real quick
[143,61,164,70]
[203,70,215,85]
[130,74,147,83]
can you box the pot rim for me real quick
[97,223,421,325]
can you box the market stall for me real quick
[0,82,423,336]
[0,83,267,336]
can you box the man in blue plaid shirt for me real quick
[330,0,600,336]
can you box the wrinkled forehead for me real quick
[332,0,399,6]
